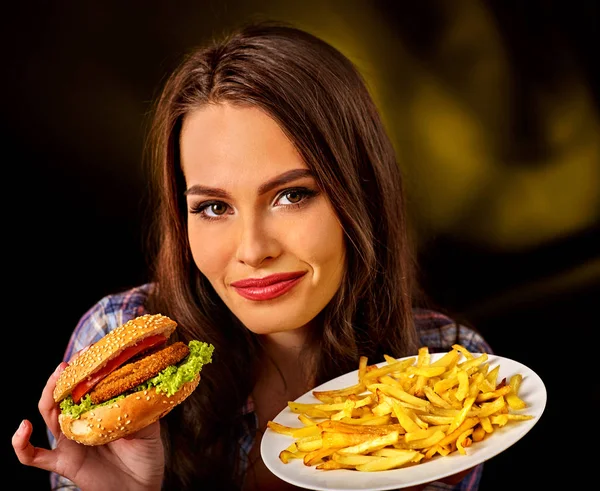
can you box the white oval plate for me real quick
[261,353,546,490]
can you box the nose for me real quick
[235,213,281,268]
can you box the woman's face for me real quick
[180,103,346,336]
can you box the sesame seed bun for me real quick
[53,313,177,403]
[52,313,210,446]
[58,374,200,446]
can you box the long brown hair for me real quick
[143,20,420,490]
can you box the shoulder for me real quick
[413,308,493,355]
[62,283,154,362]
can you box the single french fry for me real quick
[506,374,528,410]
[476,396,507,418]
[336,431,400,455]
[417,346,430,366]
[316,459,356,470]
[437,417,479,447]
[476,385,511,403]
[468,372,485,399]
[390,399,421,433]
[452,344,474,360]
[458,353,488,372]
[319,420,404,435]
[429,349,460,368]
[455,369,470,401]
[298,413,319,426]
[504,414,534,421]
[279,449,307,463]
[368,384,431,409]
[287,401,331,418]
[419,414,454,425]
[304,447,338,466]
[332,453,380,466]
[292,425,321,438]
[423,386,453,409]
[405,430,445,449]
[372,400,393,416]
[456,428,474,455]
[491,414,509,426]
[480,416,493,433]
[405,425,449,443]
[340,414,392,426]
[295,435,323,452]
[358,356,369,383]
[363,359,415,383]
[356,451,420,472]
[485,365,500,389]
[267,421,297,436]
[383,354,398,365]
[314,395,372,412]
[447,396,476,434]
[406,365,446,377]
[472,425,486,442]
[313,382,367,403]
[433,376,459,395]
[321,431,376,449]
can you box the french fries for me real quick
[268,344,534,472]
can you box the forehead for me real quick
[179,103,308,186]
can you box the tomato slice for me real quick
[71,334,167,403]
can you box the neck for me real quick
[258,323,316,397]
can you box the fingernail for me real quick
[17,420,25,433]
[54,363,63,374]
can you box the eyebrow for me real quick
[184,168,314,198]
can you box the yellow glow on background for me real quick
[262,0,600,252]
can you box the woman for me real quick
[12,21,491,490]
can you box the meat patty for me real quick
[89,341,190,404]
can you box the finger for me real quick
[123,421,161,441]
[12,419,57,472]
[39,362,67,439]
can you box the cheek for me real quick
[188,225,230,282]
[289,211,346,270]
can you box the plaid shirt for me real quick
[49,284,491,490]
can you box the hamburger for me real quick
[53,313,214,446]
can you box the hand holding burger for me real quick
[54,313,214,445]
[13,313,213,490]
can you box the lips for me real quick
[231,272,306,301]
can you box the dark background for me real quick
[4,1,598,489]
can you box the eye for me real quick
[190,200,231,220]
[275,187,318,207]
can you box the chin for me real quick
[236,309,316,336]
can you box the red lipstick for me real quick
[231,272,306,301]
